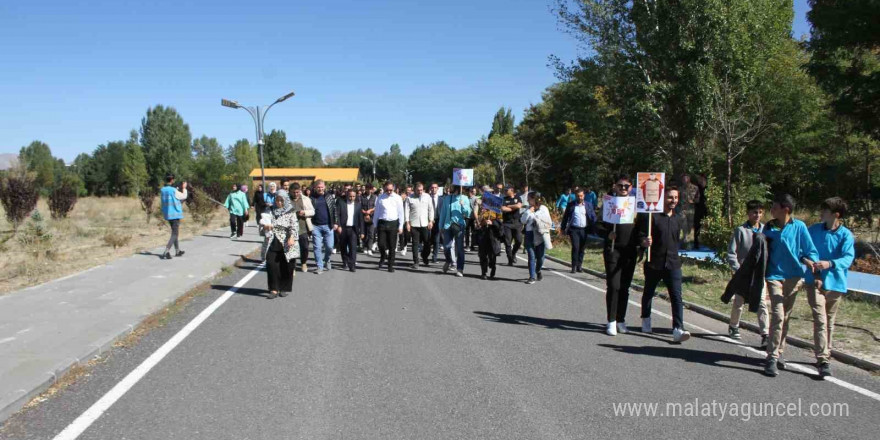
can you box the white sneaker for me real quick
[641,317,652,334]
[606,321,618,336]
[332,249,337,254]
[401,249,407,256]
[673,328,691,343]
[455,271,463,277]
[617,322,628,334]
[371,243,378,252]
[367,250,374,256]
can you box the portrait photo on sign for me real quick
[636,172,665,213]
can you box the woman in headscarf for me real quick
[262,192,300,299]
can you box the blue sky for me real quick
[0,0,813,162]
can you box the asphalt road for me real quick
[2,247,879,439]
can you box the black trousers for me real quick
[693,206,706,248]
[229,213,244,237]
[603,248,637,323]
[398,227,411,251]
[465,218,476,248]
[411,226,431,265]
[502,223,523,262]
[430,221,441,261]
[340,226,358,269]
[266,239,294,293]
[569,227,587,270]
[362,223,376,250]
[298,233,310,268]
[479,239,497,277]
[377,220,399,267]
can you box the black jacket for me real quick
[336,199,365,234]
[479,220,503,256]
[639,212,682,271]
[722,233,768,312]
[597,219,641,254]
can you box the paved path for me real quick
[1,246,878,439]
[0,226,263,422]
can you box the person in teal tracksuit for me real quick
[762,193,820,377]
[224,183,251,239]
[804,197,855,378]
[160,173,188,260]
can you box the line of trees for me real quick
[4,1,877,234]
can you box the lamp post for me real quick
[360,155,378,184]
[221,91,295,189]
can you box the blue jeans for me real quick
[443,227,466,272]
[312,224,334,270]
[525,230,546,279]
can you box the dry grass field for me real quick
[0,196,228,295]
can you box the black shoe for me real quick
[818,362,832,378]
[480,274,488,280]
[443,262,450,273]
[410,264,419,270]
[349,268,356,273]
[267,291,278,299]
[777,358,787,370]
[162,252,172,260]
[278,291,289,297]
[728,326,741,340]
[760,335,769,348]
[423,259,430,267]
[537,272,543,281]
[570,267,576,274]
[175,250,185,257]
[508,260,515,266]
[764,359,778,377]
[526,278,536,285]
[388,267,395,273]
[577,266,583,273]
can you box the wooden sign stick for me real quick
[647,212,652,263]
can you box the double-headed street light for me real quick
[221,91,295,189]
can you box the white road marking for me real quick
[0,337,15,345]
[543,260,880,402]
[52,263,264,440]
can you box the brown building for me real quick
[249,168,361,190]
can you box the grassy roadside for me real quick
[547,240,880,365]
[0,197,229,295]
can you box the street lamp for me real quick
[360,155,378,184]
[221,91,295,189]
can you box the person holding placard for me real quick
[561,188,597,274]
[639,186,691,343]
[600,175,640,336]
[477,185,503,280]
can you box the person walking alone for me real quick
[160,174,187,260]
[561,188,597,273]
[262,193,299,299]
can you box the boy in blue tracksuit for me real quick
[763,194,819,377]
[804,197,855,378]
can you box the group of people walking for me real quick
[159,172,856,380]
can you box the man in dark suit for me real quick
[336,188,366,272]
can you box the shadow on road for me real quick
[211,284,270,298]
[473,311,607,333]
[598,343,765,374]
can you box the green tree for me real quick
[140,105,192,187]
[226,139,258,186]
[263,129,294,167]
[18,141,56,192]
[489,107,515,138]
[485,134,521,186]
[378,143,408,184]
[191,135,227,187]
[407,141,457,184]
[121,130,149,195]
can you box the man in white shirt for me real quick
[398,186,412,256]
[406,182,435,269]
[373,181,405,272]
[428,182,442,263]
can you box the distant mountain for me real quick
[0,153,17,170]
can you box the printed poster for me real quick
[636,172,665,213]
[453,168,474,187]
[602,195,636,224]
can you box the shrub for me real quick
[139,188,157,223]
[48,184,78,219]
[187,187,218,226]
[102,230,132,249]
[17,210,54,259]
[0,173,39,228]
[700,175,770,261]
